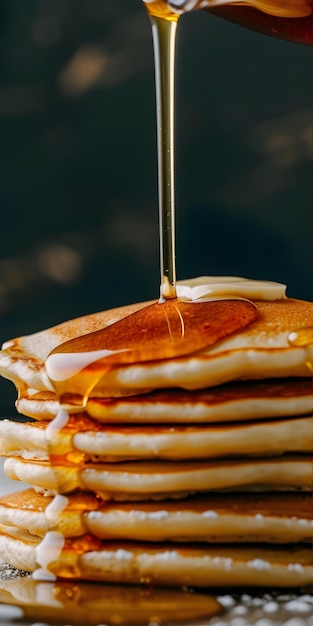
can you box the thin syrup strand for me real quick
[150,13,178,299]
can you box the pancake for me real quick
[16,378,313,423]
[0,577,222,625]
[0,526,312,587]
[86,377,313,424]
[1,414,313,461]
[1,293,313,399]
[4,455,313,498]
[1,489,312,543]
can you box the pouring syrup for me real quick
[38,0,312,580]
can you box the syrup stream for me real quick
[150,13,178,299]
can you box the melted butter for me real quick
[46,298,257,408]
[177,276,286,301]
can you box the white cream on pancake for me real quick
[32,530,65,581]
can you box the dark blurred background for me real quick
[1,0,313,415]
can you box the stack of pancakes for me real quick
[0,277,313,587]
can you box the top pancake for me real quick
[0,292,312,398]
